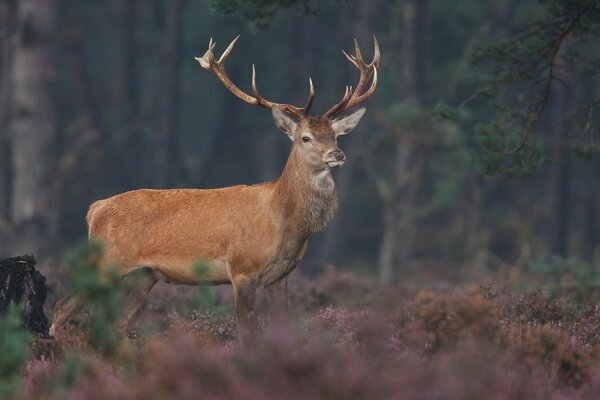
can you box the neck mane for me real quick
[271,145,338,234]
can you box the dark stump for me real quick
[0,255,50,338]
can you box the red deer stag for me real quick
[50,35,379,349]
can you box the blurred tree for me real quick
[8,0,58,257]
[123,0,143,185]
[198,60,245,187]
[585,158,600,259]
[378,0,430,284]
[470,0,600,174]
[155,0,186,188]
[209,0,327,30]
[1,0,597,277]
[0,0,12,240]
[58,9,109,186]
[583,75,600,260]
[546,38,573,257]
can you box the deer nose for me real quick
[328,148,346,161]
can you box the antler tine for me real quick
[251,64,268,105]
[324,85,353,118]
[196,36,258,105]
[218,34,240,63]
[341,49,359,68]
[372,36,381,68]
[353,38,363,65]
[197,35,377,120]
[348,66,377,106]
[300,78,315,114]
[323,36,380,118]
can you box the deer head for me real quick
[196,36,379,172]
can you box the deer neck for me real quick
[272,145,338,235]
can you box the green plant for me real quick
[64,241,123,353]
[0,305,31,398]
[529,256,600,301]
[191,264,228,317]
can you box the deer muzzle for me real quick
[325,148,346,168]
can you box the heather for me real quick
[2,255,600,399]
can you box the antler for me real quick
[323,37,380,119]
[195,35,314,119]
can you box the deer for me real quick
[50,35,379,349]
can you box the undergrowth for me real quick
[3,246,600,399]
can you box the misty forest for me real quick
[1,0,600,398]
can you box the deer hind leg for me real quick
[264,276,290,326]
[232,275,258,351]
[49,293,86,337]
[114,267,158,336]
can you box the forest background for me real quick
[1,0,599,288]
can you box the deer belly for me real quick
[142,258,231,285]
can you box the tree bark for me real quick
[8,0,58,257]
[377,0,429,284]
[155,0,185,188]
[0,255,50,337]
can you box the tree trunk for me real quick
[67,19,105,142]
[547,40,573,258]
[584,158,599,260]
[0,0,13,248]
[377,0,429,284]
[0,255,50,338]
[54,13,110,187]
[8,0,58,258]
[155,0,185,188]
[464,175,488,269]
[378,126,422,283]
[123,0,142,185]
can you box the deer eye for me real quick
[302,136,311,143]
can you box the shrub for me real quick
[0,305,31,398]
[529,257,600,301]
[63,241,123,354]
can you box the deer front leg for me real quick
[265,276,290,326]
[232,276,258,351]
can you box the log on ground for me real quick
[0,255,50,338]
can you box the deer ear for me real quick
[272,108,297,141]
[332,108,366,136]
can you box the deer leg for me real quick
[264,276,290,326]
[49,293,86,337]
[114,268,158,337]
[233,276,258,351]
